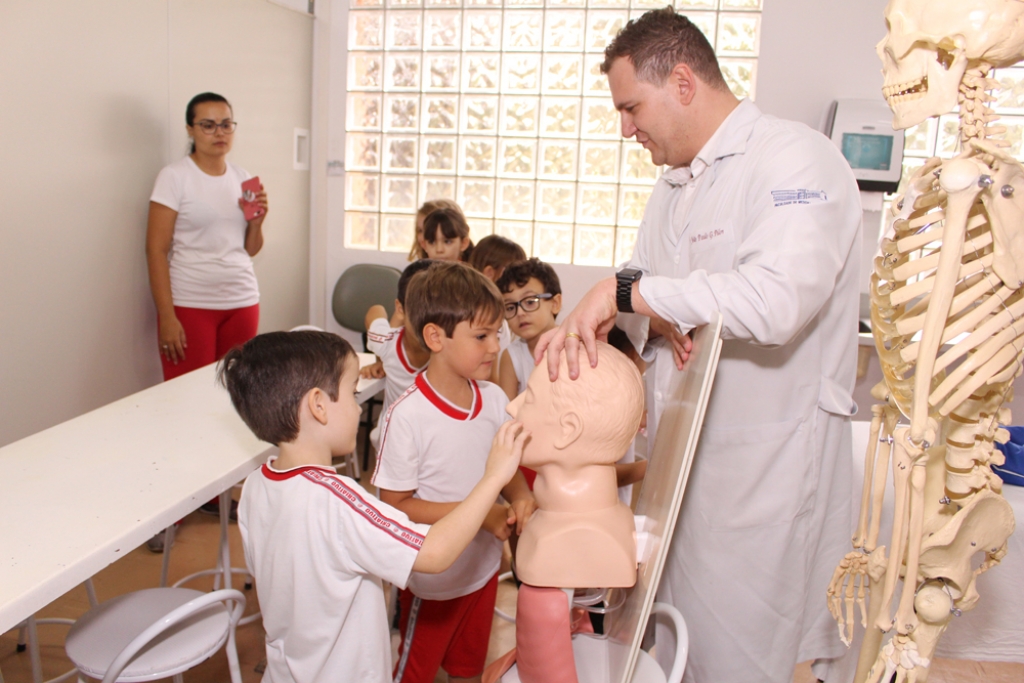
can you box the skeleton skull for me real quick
[877,0,1024,129]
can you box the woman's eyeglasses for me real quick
[504,293,554,319]
[194,120,238,134]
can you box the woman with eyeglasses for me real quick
[146,92,268,382]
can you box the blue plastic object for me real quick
[994,425,1024,487]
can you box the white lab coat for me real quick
[622,100,862,683]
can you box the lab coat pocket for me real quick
[687,223,736,273]
[694,412,815,530]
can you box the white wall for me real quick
[0,0,313,447]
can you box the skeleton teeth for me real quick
[883,76,928,102]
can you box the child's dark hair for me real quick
[398,259,435,306]
[468,235,526,275]
[186,92,231,154]
[496,257,562,297]
[405,262,503,347]
[422,207,474,261]
[218,330,355,445]
[606,325,636,359]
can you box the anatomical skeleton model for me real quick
[828,2,1021,682]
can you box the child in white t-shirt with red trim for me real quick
[372,262,537,683]
[220,330,528,683]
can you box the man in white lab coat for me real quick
[536,8,862,683]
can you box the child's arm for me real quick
[411,421,529,573]
[497,350,519,402]
[364,304,388,331]
[500,468,536,536]
[380,490,513,542]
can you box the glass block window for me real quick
[344,0,762,265]
[880,65,1024,237]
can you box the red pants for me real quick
[159,304,259,381]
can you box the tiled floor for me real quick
[2,456,1021,683]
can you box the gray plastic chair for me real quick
[331,263,402,468]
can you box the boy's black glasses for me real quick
[504,293,554,319]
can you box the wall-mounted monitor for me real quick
[825,99,905,194]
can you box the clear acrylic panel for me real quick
[346,133,382,171]
[461,95,500,133]
[459,136,498,175]
[574,225,615,266]
[495,220,535,255]
[385,54,422,90]
[467,218,495,243]
[386,11,423,50]
[577,183,618,224]
[901,119,935,157]
[348,53,384,90]
[541,97,581,137]
[619,186,653,225]
[501,96,541,136]
[584,55,611,94]
[423,96,458,131]
[463,10,503,50]
[463,53,501,91]
[716,13,759,56]
[420,176,457,203]
[583,98,620,138]
[540,141,579,178]
[615,226,639,265]
[544,10,586,51]
[536,181,576,221]
[425,54,461,91]
[382,214,416,252]
[421,135,458,172]
[503,11,544,50]
[499,139,538,176]
[533,222,574,263]
[498,180,537,218]
[385,95,421,131]
[993,67,1024,113]
[580,142,619,181]
[458,178,496,216]
[503,54,542,92]
[347,93,382,130]
[349,12,384,50]
[586,11,629,51]
[346,173,381,211]
[345,212,380,249]
[621,142,660,184]
[383,135,419,171]
[685,11,717,43]
[425,10,461,49]
[935,114,961,157]
[719,58,757,100]
[542,54,583,94]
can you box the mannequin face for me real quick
[507,362,565,466]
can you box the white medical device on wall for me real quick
[825,99,905,194]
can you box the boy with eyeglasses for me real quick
[495,258,563,401]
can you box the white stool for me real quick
[9,581,98,683]
[65,588,245,683]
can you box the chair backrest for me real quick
[332,264,402,334]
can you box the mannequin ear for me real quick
[306,388,329,426]
[422,322,445,353]
[554,411,583,450]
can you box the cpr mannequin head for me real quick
[507,342,643,467]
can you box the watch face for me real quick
[618,268,642,282]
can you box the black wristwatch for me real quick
[616,268,643,313]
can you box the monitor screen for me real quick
[841,133,893,171]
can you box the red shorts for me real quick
[159,304,259,381]
[393,573,498,682]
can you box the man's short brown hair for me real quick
[405,261,504,347]
[218,330,355,445]
[601,6,728,91]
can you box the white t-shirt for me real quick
[504,337,534,397]
[150,156,259,309]
[372,374,509,600]
[239,459,427,683]
[366,318,427,420]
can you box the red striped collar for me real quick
[261,459,336,481]
[396,328,426,374]
[415,372,482,420]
